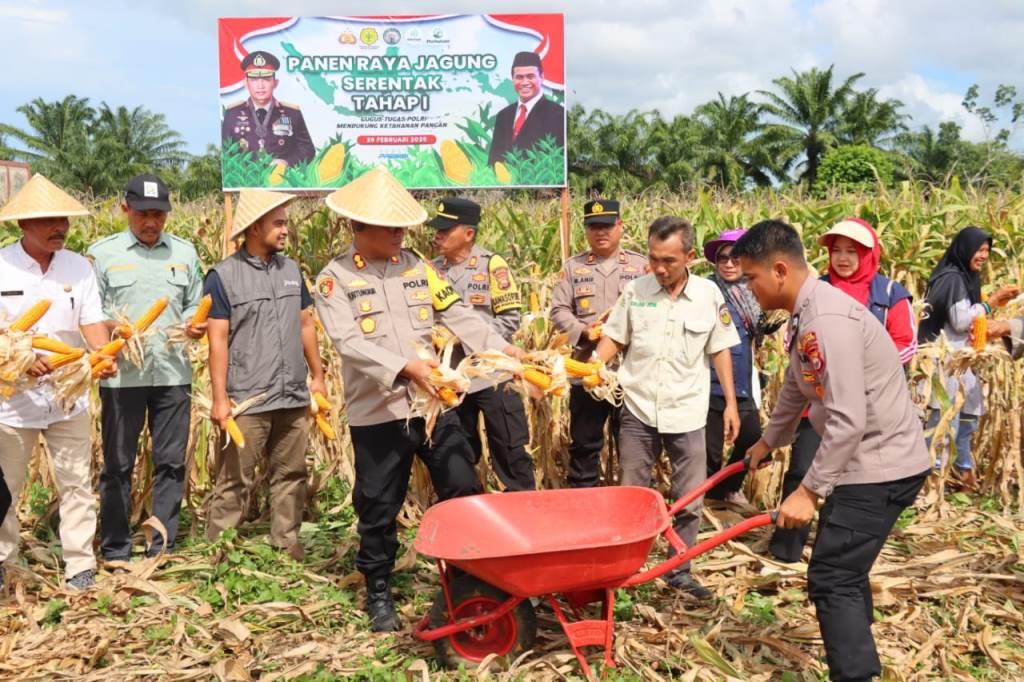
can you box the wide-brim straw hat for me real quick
[325,166,427,228]
[231,189,295,239]
[0,174,90,222]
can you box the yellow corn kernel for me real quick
[133,297,169,333]
[313,391,331,413]
[583,374,603,389]
[91,357,114,379]
[972,316,987,352]
[586,324,603,341]
[191,294,213,326]
[564,358,599,377]
[529,292,540,314]
[523,368,552,391]
[89,338,126,365]
[315,413,336,440]
[317,143,347,183]
[115,324,134,339]
[494,161,511,184]
[225,418,245,449]
[440,140,472,184]
[31,336,78,355]
[48,349,85,369]
[9,300,51,332]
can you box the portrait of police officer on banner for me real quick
[221,50,316,169]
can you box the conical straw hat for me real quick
[325,166,427,227]
[0,174,89,222]
[231,189,295,239]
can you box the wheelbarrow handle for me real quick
[666,453,772,518]
[622,512,777,588]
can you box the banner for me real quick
[218,14,566,191]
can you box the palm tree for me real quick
[692,93,773,189]
[895,122,962,184]
[0,95,97,184]
[839,89,910,147]
[93,103,188,175]
[757,65,864,186]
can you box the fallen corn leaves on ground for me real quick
[0,487,1021,681]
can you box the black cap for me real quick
[511,51,542,70]
[583,199,620,226]
[241,50,280,77]
[124,173,171,212]
[427,197,482,230]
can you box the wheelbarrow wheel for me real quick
[429,573,537,667]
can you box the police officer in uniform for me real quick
[550,199,648,487]
[314,168,522,632]
[221,50,316,168]
[736,220,931,682]
[429,197,535,491]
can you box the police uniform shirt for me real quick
[761,276,932,498]
[221,98,316,167]
[87,230,204,388]
[0,240,105,428]
[549,248,648,347]
[603,272,740,433]
[314,248,508,427]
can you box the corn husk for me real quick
[49,356,92,413]
[0,331,36,398]
[111,307,159,369]
[408,338,469,439]
[193,391,268,449]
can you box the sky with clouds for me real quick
[1,0,1022,155]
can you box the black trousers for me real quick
[567,384,620,487]
[349,412,481,580]
[456,383,535,491]
[0,467,10,529]
[808,472,928,682]
[769,418,821,562]
[99,385,190,559]
[704,395,762,499]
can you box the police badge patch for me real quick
[316,277,335,298]
[718,304,732,326]
[493,267,511,290]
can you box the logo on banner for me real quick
[360,28,378,45]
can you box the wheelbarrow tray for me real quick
[413,486,670,597]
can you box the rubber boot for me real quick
[366,575,400,632]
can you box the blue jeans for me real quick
[925,409,979,472]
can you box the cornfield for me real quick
[1,180,1023,680]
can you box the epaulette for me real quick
[277,101,302,110]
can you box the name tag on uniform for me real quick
[0,290,24,296]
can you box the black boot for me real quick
[366,576,401,632]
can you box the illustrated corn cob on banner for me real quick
[114,297,169,368]
[193,391,268,450]
[166,294,213,347]
[310,391,336,440]
[0,300,53,397]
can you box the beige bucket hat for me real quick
[325,166,427,227]
[817,217,876,249]
[0,174,89,222]
[230,189,295,240]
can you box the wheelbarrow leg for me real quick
[546,587,618,680]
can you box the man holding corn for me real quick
[0,174,117,592]
[595,216,740,599]
[203,189,326,561]
[314,167,521,632]
[429,197,535,491]
[551,199,647,487]
[87,173,205,561]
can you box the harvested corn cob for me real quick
[312,391,331,414]
[133,297,169,333]
[224,417,245,448]
[91,357,114,379]
[523,368,553,391]
[972,316,988,352]
[191,294,213,326]
[89,338,126,365]
[314,413,336,440]
[583,374,603,389]
[9,300,50,332]
[31,336,78,355]
[48,349,85,369]
[564,358,599,377]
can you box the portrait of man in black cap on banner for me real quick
[487,51,566,167]
[221,50,316,170]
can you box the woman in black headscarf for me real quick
[920,226,1018,487]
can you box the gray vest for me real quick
[212,250,308,414]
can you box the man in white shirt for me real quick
[596,216,740,599]
[0,174,115,592]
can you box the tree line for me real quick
[1,65,1020,199]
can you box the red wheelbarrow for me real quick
[413,460,776,679]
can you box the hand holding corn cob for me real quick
[310,391,336,440]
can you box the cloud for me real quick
[0,2,69,25]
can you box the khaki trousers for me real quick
[206,407,309,548]
[0,412,97,577]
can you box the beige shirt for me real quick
[550,248,648,359]
[603,272,739,433]
[1006,318,1024,360]
[314,247,507,427]
[762,276,931,497]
